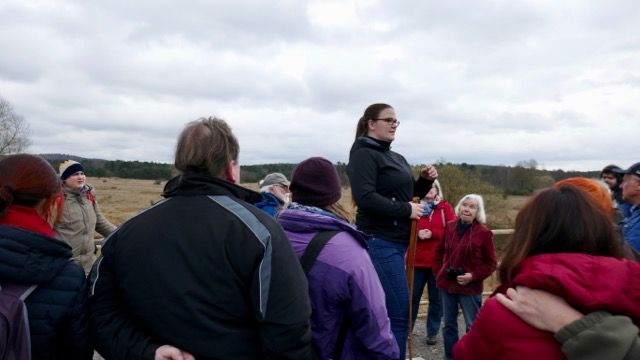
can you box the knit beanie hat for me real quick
[553,177,613,215]
[290,157,341,208]
[59,160,85,180]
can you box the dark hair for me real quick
[174,117,239,178]
[354,103,392,140]
[600,164,623,185]
[499,185,625,284]
[0,154,63,221]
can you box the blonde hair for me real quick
[324,202,354,224]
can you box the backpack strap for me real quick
[299,231,340,275]
[0,284,38,300]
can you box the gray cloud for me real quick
[1,0,639,170]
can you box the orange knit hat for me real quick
[553,177,613,215]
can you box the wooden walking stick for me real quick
[406,196,420,360]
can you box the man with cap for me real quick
[600,164,631,221]
[54,159,116,274]
[613,162,640,252]
[255,172,291,217]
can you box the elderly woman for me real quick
[347,103,437,359]
[453,185,637,360]
[0,154,91,359]
[433,194,496,360]
[54,160,116,274]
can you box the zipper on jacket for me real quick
[392,197,398,226]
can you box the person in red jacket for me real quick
[433,194,496,360]
[409,180,456,346]
[453,184,635,360]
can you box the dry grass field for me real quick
[92,176,527,230]
[90,176,528,293]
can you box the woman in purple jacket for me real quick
[278,157,399,360]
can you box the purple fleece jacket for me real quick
[278,208,399,360]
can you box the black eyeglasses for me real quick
[373,118,400,126]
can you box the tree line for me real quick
[34,155,598,195]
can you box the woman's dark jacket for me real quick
[89,173,312,359]
[347,136,432,243]
[0,205,91,360]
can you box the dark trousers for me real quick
[441,291,481,360]
[410,267,442,337]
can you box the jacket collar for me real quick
[163,172,263,204]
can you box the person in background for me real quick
[347,103,437,360]
[278,157,398,359]
[255,172,290,217]
[552,177,639,260]
[497,286,640,360]
[0,154,92,359]
[433,193,496,360]
[613,162,640,253]
[453,185,637,360]
[409,179,456,346]
[89,117,312,359]
[601,164,631,219]
[54,160,116,274]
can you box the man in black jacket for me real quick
[89,117,312,359]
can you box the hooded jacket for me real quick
[89,173,312,360]
[278,207,399,360]
[453,253,640,360]
[54,184,116,274]
[347,136,432,243]
[0,205,91,360]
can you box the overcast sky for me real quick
[1,0,638,171]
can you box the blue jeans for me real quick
[411,267,442,337]
[367,237,408,360]
[441,291,482,360]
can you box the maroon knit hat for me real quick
[290,157,341,207]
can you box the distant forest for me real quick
[40,154,598,196]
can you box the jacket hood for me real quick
[0,225,73,284]
[278,208,371,247]
[510,253,640,324]
[163,172,263,204]
[349,136,391,156]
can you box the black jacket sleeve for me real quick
[89,233,164,360]
[348,149,412,218]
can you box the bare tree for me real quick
[0,96,30,154]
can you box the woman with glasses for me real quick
[347,103,438,359]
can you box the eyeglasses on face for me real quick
[373,118,400,126]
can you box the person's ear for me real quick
[224,160,239,184]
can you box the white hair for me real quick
[454,193,487,224]
[260,185,275,193]
[432,179,444,200]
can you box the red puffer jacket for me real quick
[433,220,496,295]
[412,201,456,268]
[453,253,640,360]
